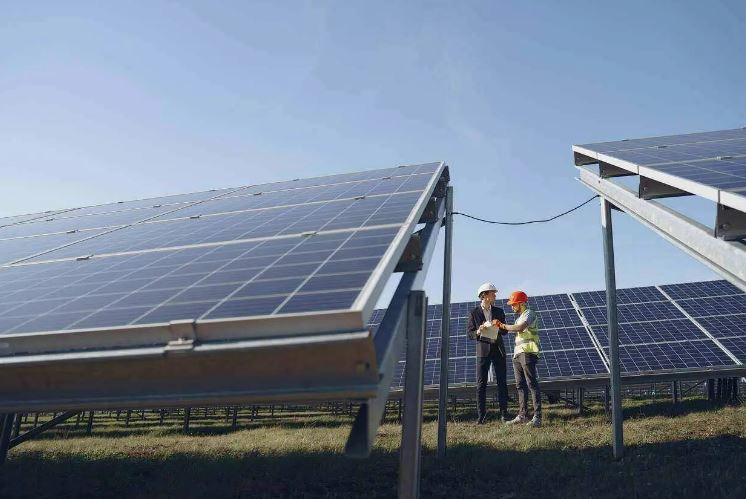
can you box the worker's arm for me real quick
[499,321,529,333]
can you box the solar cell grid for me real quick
[591,320,709,347]
[676,295,746,318]
[661,280,743,300]
[539,327,596,351]
[0,230,112,266]
[579,301,685,326]
[695,315,746,339]
[538,349,608,378]
[606,340,735,374]
[0,226,400,335]
[717,337,746,363]
[528,294,573,311]
[25,190,423,263]
[537,309,583,329]
[571,286,666,308]
[163,173,434,221]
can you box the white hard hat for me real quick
[477,282,498,297]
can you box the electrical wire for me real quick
[452,195,600,225]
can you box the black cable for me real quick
[453,195,599,225]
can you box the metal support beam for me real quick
[601,198,624,459]
[672,381,679,404]
[437,186,453,459]
[639,176,690,200]
[345,196,445,458]
[0,414,15,465]
[715,204,746,241]
[578,168,746,292]
[9,410,79,450]
[398,291,427,499]
[86,411,94,435]
[577,387,584,415]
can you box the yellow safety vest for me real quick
[513,308,540,357]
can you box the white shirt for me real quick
[481,300,492,322]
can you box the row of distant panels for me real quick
[390,337,744,388]
[370,279,746,386]
[0,165,440,241]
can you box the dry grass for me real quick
[1,397,744,498]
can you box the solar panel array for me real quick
[375,280,746,390]
[0,163,445,349]
[575,128,746,200]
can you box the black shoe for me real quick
[476,416,486,425]
[499,413,510,423]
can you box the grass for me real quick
[0,397,744,498]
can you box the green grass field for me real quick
[1,397,744,498]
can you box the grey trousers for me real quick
[512,352,542,419]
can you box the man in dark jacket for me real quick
[467,282,509,423]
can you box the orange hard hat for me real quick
[506,291,528,305]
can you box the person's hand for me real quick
[478,323,487,332]
[492,319,504,329]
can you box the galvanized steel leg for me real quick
[398,291,427,499]
[0,414,15,465]
[438,186,453,459]
[86,411,94,435]
[602,198,624,459]
[577,387,584,414]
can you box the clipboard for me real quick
[480,322,501,342]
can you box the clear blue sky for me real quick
[1,1,744,305]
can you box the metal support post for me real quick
[0,414,15,465]
[601,198,624,459]
[398,291,427,499]
[183,408,191,432]
[577,387,584,415]
[86,411,94,435]
[707,379,715,401]
[11,413,22,438]
[672,381,679,404]
[604,385,610,415]
[438,185,453,459]
[232,407,239,428]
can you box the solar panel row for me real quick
[381,279,745,390]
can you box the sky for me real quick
[1,1,745,306]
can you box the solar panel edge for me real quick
[352,162,447,325]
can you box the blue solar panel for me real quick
[571,286,666,308]
[575,128,746,199]
[696,315,746,339]
[605,340,736,373]
[529,294,573,311]
[660,280,742,300]
[539,326,597,351]
[24,190,425,263]
[0,226,402,335]
[537,309,583,329]
[538,349,608,378]
[579,301,685,326]
[676,295,746,318]
[591,319,709,347]
[718,337,746,363]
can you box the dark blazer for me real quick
[467,305,507,358]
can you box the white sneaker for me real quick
[505,415,528,425]
[526,417,541,428]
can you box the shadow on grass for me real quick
[1,435,745,499]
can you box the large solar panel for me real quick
[0,163,447,356]
[573,128,746,210]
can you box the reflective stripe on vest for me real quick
[513,308,540,357]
